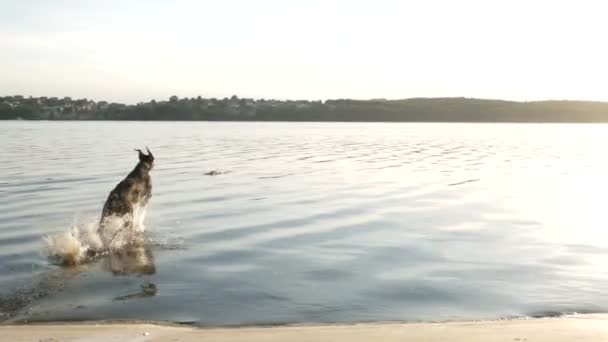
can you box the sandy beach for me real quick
[2,314,608,342]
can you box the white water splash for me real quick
[44,204,148,266]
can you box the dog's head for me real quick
[136,147,155,170]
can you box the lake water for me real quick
[1,121,608,326]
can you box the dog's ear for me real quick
[146,147,154,161]
[135,149,146,162]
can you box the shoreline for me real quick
[2,314,608,341]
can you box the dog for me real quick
[97,147,154,250]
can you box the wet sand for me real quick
[2,314,608,342]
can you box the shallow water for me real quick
[1,121,608,325]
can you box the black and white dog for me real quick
[98,147,154,250]
[46,148,156,266]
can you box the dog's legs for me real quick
[100,213,134,252]
[133,205,147,232]
[112,216,133,252]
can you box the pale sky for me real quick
[1,0,607,103]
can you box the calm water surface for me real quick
[1,121,608,325]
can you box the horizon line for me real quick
[3,94,608,105]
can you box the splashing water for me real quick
[44,204,149,266]
[0,205,156,320]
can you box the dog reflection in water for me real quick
[106,232,155,275]
[107,231,158,300]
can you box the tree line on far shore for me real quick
[2,95,608,122]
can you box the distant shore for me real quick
[2,314,608,341]
[3,95,608,122]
